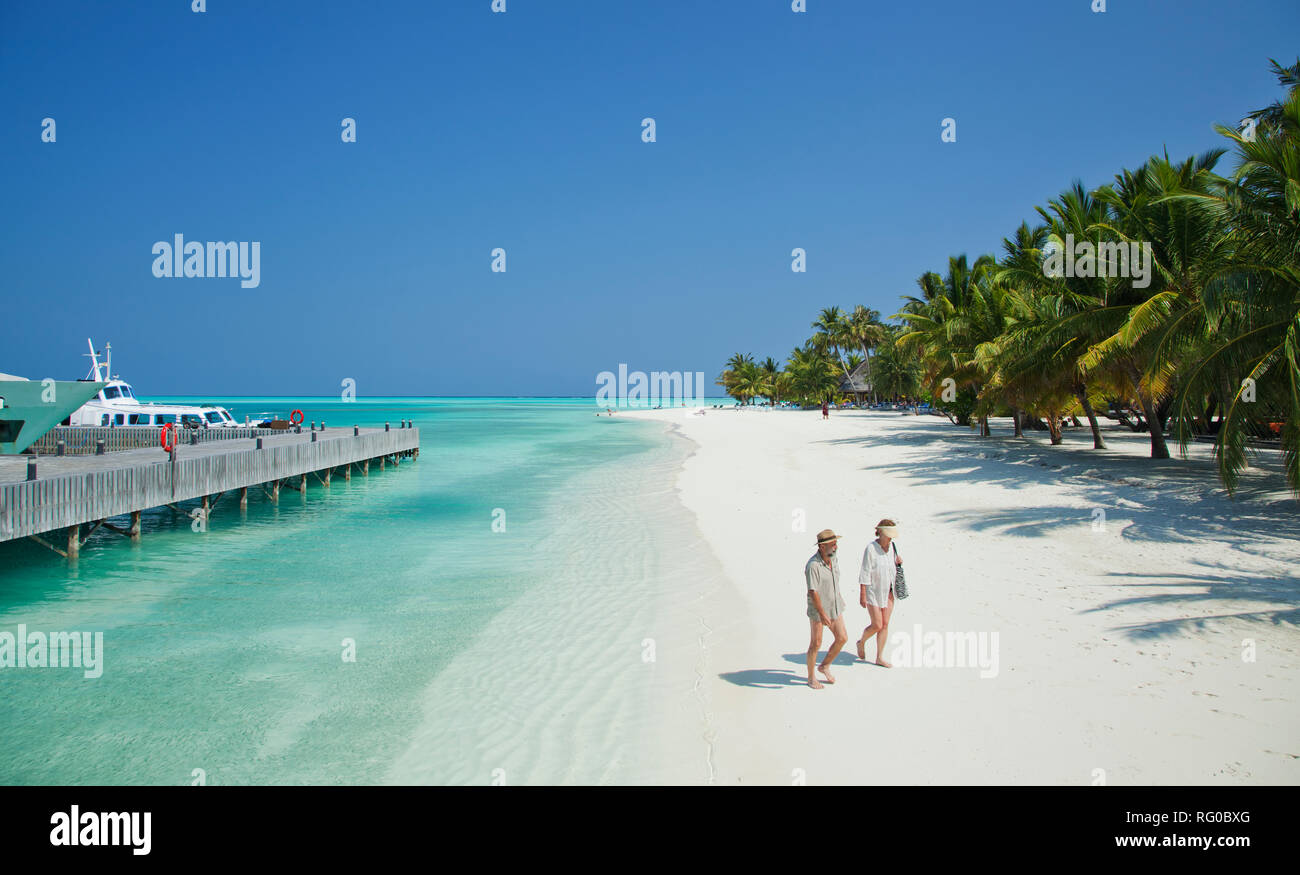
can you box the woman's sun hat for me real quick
[875,519,899,538]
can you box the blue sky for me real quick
[3,0,1297,396]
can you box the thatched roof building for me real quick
[838,360,873,395]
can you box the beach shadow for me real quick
[780,650,862,665]
[823,419,1300,637]
[823,417,1300,547]
[777,651,883,670]
[717,668,807,688]
[1078,567,1300,637]
[825,420,1295,509]
[718,650,876,689]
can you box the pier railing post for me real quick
[26,457,37,481]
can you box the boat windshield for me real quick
[103,386,121,400]
[204,411,224,424]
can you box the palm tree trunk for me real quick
[1125,361,1170,459]
[1075,387,1107,449]
[1142,394,1171,458]
[857,343,871,403]
[834,346,850,380]
[1012,407,1023,437]
[979,415,990,437]
[1048,414,1063,445]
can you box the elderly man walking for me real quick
[805,529,848,688]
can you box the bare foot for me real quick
[818,665,836,684]
[808,677,824,689]
[855,639,866,660]
[875,659,893,669]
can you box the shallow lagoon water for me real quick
[0,398,709,784]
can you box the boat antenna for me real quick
[84,338,105,382]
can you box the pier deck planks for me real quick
[0,428,419,543]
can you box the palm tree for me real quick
[848,305,889,402]
[1083,151,1231,459]
[1191,86,1300,494]
[896,254,1006,434]
[786,342,840,406]
[759,357,783,405]
[717,353,757,404]
[871,326,922,400]
[1244,57,1300,135]
[812,307,854,377]
[998,204,1118,449]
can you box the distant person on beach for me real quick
[821,400,829,420]
[805,529,848,689]
[856,519,903,667]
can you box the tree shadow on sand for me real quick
[820,420,1300,638]
[1079,568,1300,638]
[824,423,1300,546]
[822,422,1295,509]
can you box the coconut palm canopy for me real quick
[719,58,1300,498]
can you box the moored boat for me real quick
[66,339,241,429]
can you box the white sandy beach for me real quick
[630,407,1300,785]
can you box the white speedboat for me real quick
[65,339,242,429]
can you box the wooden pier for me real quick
[0,425,420,557]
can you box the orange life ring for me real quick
[161,423,177,452]
[290,409,304,426]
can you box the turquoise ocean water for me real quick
[0,398,723,785]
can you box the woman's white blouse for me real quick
[857,535,899,590]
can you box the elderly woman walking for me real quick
[856,519,903,667]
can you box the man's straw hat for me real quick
[816,529,839,544]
